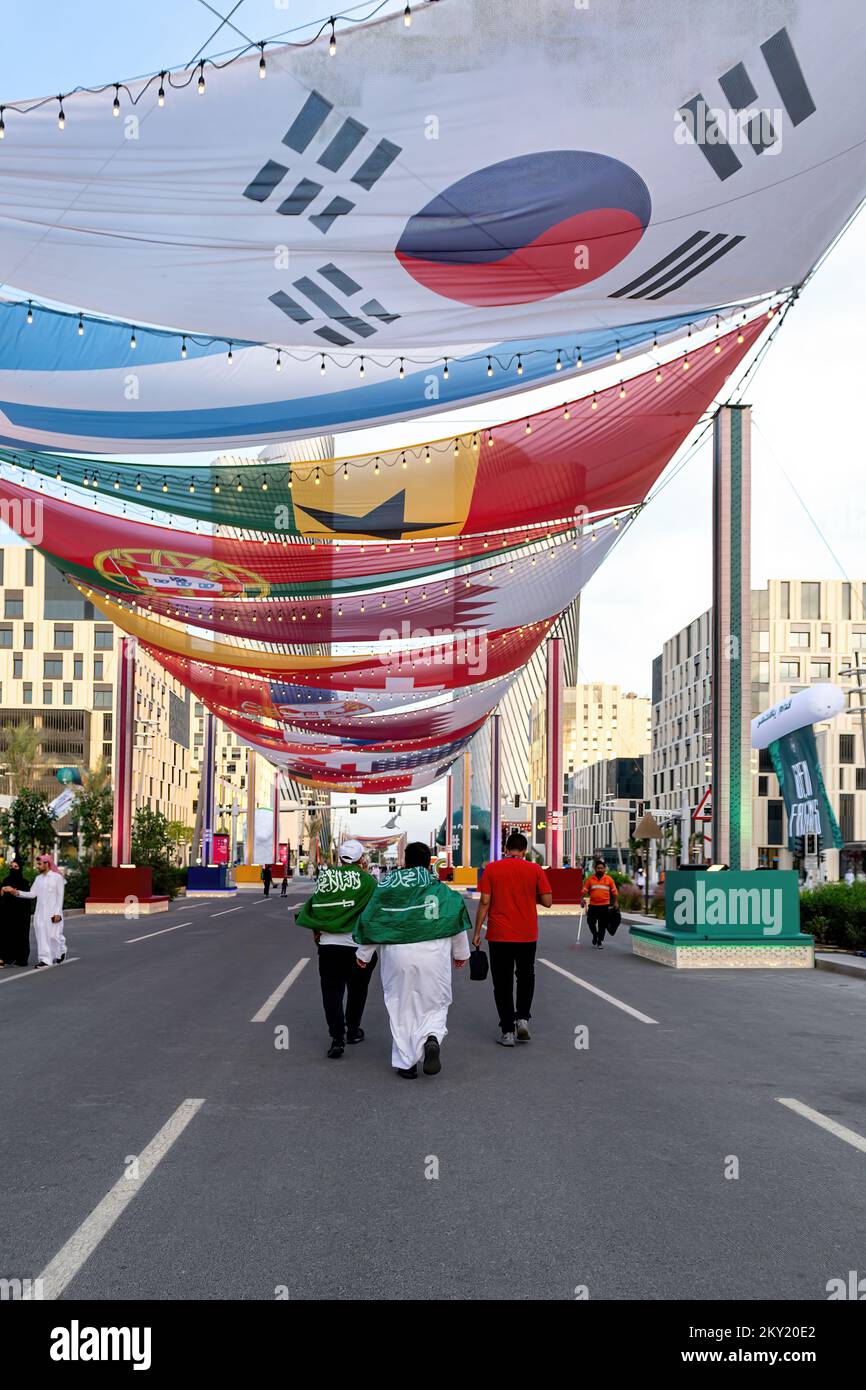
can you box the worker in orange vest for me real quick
[581,859,619,949]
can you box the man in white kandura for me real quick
[354,841,471,1079]
[3,854,66,968]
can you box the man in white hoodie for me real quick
[3,854,66,968]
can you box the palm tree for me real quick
[0,720,45,796]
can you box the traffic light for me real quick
[513,794,521,808]
[420,797,428,812]
[349,798,357,815]
[388,797,396,813]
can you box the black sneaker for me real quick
[53,954,66,964]
[396,1065,418,1079]
[422,1034,441,1075]
[327,1039,345,1059]
[34,962,48,969]
[346,1028,365,1044]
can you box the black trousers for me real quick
[587,905,610,943]
[488,941,536,1032]
[317,944,378,1040]
[262,879,271,896]
[0,905,31,965]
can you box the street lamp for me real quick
[838,665,866,770]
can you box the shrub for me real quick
[618,884,645,913]
[799,881,866,951]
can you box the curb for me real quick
[815,955,866,980]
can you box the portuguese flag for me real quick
[354,867,472,945]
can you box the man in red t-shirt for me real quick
[473,832,552,1046]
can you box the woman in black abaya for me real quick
[0,861,33,966]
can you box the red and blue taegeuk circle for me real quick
[395,150,651,307]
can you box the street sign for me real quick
[49,787,79,820]
[635,812,663,840]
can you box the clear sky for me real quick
[4,0,864,844]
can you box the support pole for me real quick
[246,749,257,865]
[489,711,502,862]
[711,405,754,870]
[201,712,216,867]
[111,635,135,866]
[545,637,565,868]
[461,749,472,868]
[272,774,280,865]
[445,772,454,868]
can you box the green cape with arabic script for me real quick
[354,866,471,944]
[295,866,377,935]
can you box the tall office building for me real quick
[651,578,866,875]
[529,680,651,801]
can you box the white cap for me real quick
[338,839,365,864]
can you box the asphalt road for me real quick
[1,884,864,1301]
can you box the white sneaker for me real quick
[516,1019,531,1042]
[497,1030,516,1047]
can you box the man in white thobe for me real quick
[355,842,471,1079]
[4,855,66,968]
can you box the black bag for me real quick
[607,907,622,936]
[469,946,489,980]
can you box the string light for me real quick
[425,446,431,464]
[259,44,267,78]
[0,109,5,140]
[114,475,121,490]
[442,357,449,380]
[399,358,405,380]
[487,430,494,447]
[162,477,169,493]
[655,367,662,384]
[261,476,268,491]
[453,438,459,457]
[619,382,626,399]
[314,468,321,486]
[615,342,622,362]
[359,355,365,378]
[197,63,206,95]
[158,73,166,107]
[276,351,282,372]
[135,475,142,492]
[227,343,233,363]
[555,350,562,371]
[486,356,493,377]
[26,301,33,325]
[77,313,84,336]
[401,452,408,469]
[591,392,598,411]
[287,470,293,489]
[112,85,120,117]
[404,2,412,25]
[130,328,137,350]
[57,99,65,131]
[373,460,380,475]
[181,336,187,358]
[235,477,244,493]
[320,353,326,375]
[189,479,196,494]
[343,462,349,480]
[524,419,531,435]
[516,354,523,376]
[577,348,583,367]
[329,19,337,56]
[213,480,220,494]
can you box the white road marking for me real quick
[125,922,191,943]
[0,958,80,984]
[211,907,243,917]
[24,1098,205,1300]
[250,958,310,1023]
[538,958,658,1025]
[776,1098,866,1154]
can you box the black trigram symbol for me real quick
[610,229,745,299]
[243,89,401,230]
[268,262,400,348]
[678,25,816,182]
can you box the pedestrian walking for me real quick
[844,867,855,886]
[280,872,288,897]
[295,840,378,1059]
[0,861,32,967]
[581,859,618,949]
[3,855,66,967]
[354,842,470,1079]
[261,863,273,896]
[472,832,552,1046]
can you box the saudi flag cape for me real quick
[295,865,376,935]
[354,867,471,945]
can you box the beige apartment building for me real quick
[529,682,652,802]
[651,578,866,876]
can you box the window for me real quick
[4,591,23,618]
[23,624,32,649]
[94,627,114,650]
[842,583,852,620]
[852,630,866,651]
[779,582,790,619]
[811,661,831,680]
[63,684,73,706]
[73,655,83,680]
[93,685,113,709]
[103,713,112,739]
[0,625,13,648]
[767,798,785,846]
[801,582,821,619]
[780,660,799,680]
[756,660,770,684]
[857,768,866,791]
[12,654,22,679]
[839,794,855,844]
[53,625,73,649]
[44,656,63,678]
[103,742,113,762]
[758,775,768,797]
[759,747,773,773]
[93,656,104,680]
[43,684,53,705]
[790,630,809,648]
[758,630,770,652]
[22,683,32,705]
[24,550,33,586]
[840,734,855,764]
[820,630,831,650]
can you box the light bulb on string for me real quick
[158,73,166,106]
[314,468,321,486]
[0,109,5,140]
[555,350,562,371]
[135,476,142,492]
[619,382,626,399]
[516,353,523,375]
[130,328,137,350]
[57,99,65,131]
[524,419,531,435]
[615,342,622,362]
[320,353,326,375]
[374,460,380,476]
[487,429,494,447]
[261,476,268,491]
[112,85,121,117]
[259,45,267,78]
[276,351,282,372]
[343,463,349,480]
[358,355,365,378]
[288,471,293,489]
[591,392,598,411]
[227,343,233,363]
[213,480,220,494]
[425,446,431,464]
[189,479,196,494]
[181,336,187,358]
[398,357,405,380]
[453,438,459,457]
[26,302,33,325]
[329,20,337,56]
[655,367,662,384]
[443,357,449,379]
[401,452,408,469]
[236,477,243,493]
[197,63,206,95]
[114,475,121,490]
[77,313,84,336]
[404,2,412,25]
[486,356,493,377]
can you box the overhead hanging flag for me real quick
[1,317,765,531]
[0,3,860,354]
[769,726,844,852]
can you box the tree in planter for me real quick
[0,788,56,865]
[131,806,185,899]
[166,820,194,865]
[0,721,46,795]
[70,758,113,862]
